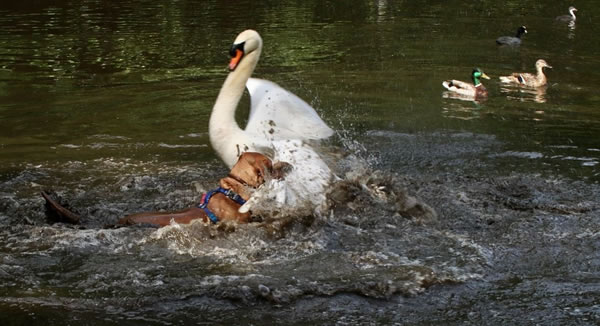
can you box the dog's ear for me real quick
[220,176,242,191]
[272,161,293,179]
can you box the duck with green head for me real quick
[442,68,491,98]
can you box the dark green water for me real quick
[1,1,600,325]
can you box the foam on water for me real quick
[491,151,545,159]
[5,129,597,324]
[108,150,489,301]
[157,143,207,148]
[0,135,504,315]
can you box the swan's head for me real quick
[568,6,577,15]
[535,59,552,69]
[228,29,263,71]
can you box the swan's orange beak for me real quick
[229,49,243,71]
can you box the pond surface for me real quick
[1,0,600,325]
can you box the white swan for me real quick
[208,30,334,216]
[209,29,333,169]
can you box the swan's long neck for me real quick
[209,48,261,165]
[570,8,577,20]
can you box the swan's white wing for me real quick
[244,78,334,141]
[239,139,332,217]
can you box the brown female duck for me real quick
[499,59,552,88]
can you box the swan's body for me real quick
[499,59,552,88]
[209,30,333,168]
[442,68,490,99]
[556,6,577,22]
[208,30,334,216]
[496,26,527,46]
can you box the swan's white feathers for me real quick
[234,30,262,53]
[239,139,332,217]
[245,78,334,141]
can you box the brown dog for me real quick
[42,152,289,227]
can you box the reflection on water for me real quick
[376,0,388,23]
[442,90,487,104]
[564,19,577,39]
[441,95,485,120]
[500,85,548,103]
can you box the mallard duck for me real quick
[499,59,552,88]
[496,26,527,46]
[556,6,577,22]
[442,68,490,98]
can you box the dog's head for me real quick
[228,152,273,187]
[220,152,292,201]
[220,152,272,201]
